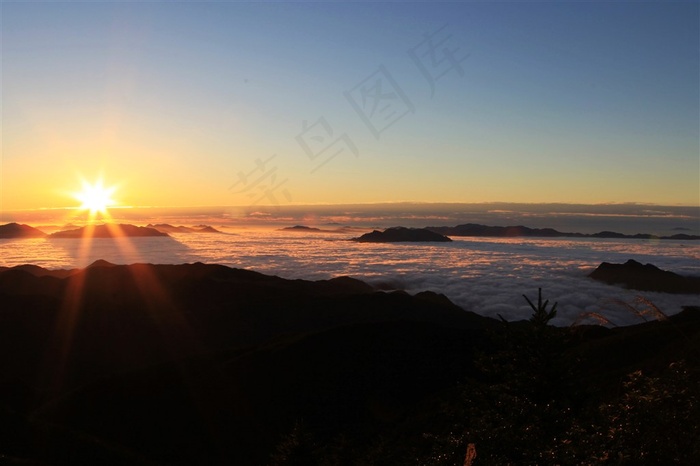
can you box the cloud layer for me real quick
[1,231,698,327]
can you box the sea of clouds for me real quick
[1,230,698,327]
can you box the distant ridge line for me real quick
[426,223,700,240]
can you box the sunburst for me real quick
[73,178,117,217]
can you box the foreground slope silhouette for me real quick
[0,261,488,464]
[0,261,698,464]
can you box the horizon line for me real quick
[5,200,700,213]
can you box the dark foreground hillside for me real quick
[0,262,698,465]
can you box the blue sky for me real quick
[2,1,698,210]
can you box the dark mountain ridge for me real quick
[0,222,47,238]
[50,223,168,238]
[279,225,322,232]
[589,259,700,294]
[1,261,699,464]
[353,227,452,243]
[146,223,224,234]
[427,223,700,239]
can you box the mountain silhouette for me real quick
[1,262,698,464]
[589,259,700,294]
[0,223,47,238]
[354,227,452,242]
[427,223,700,240]
[50,224,168,238]
[280,225,322,232]
[146,224,224,234]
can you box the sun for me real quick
[73,178,117,216]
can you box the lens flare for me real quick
[73,178,117,216]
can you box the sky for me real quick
[2,1,699,215]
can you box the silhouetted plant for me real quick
[523,287,557,327]
[600,295,669,323]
